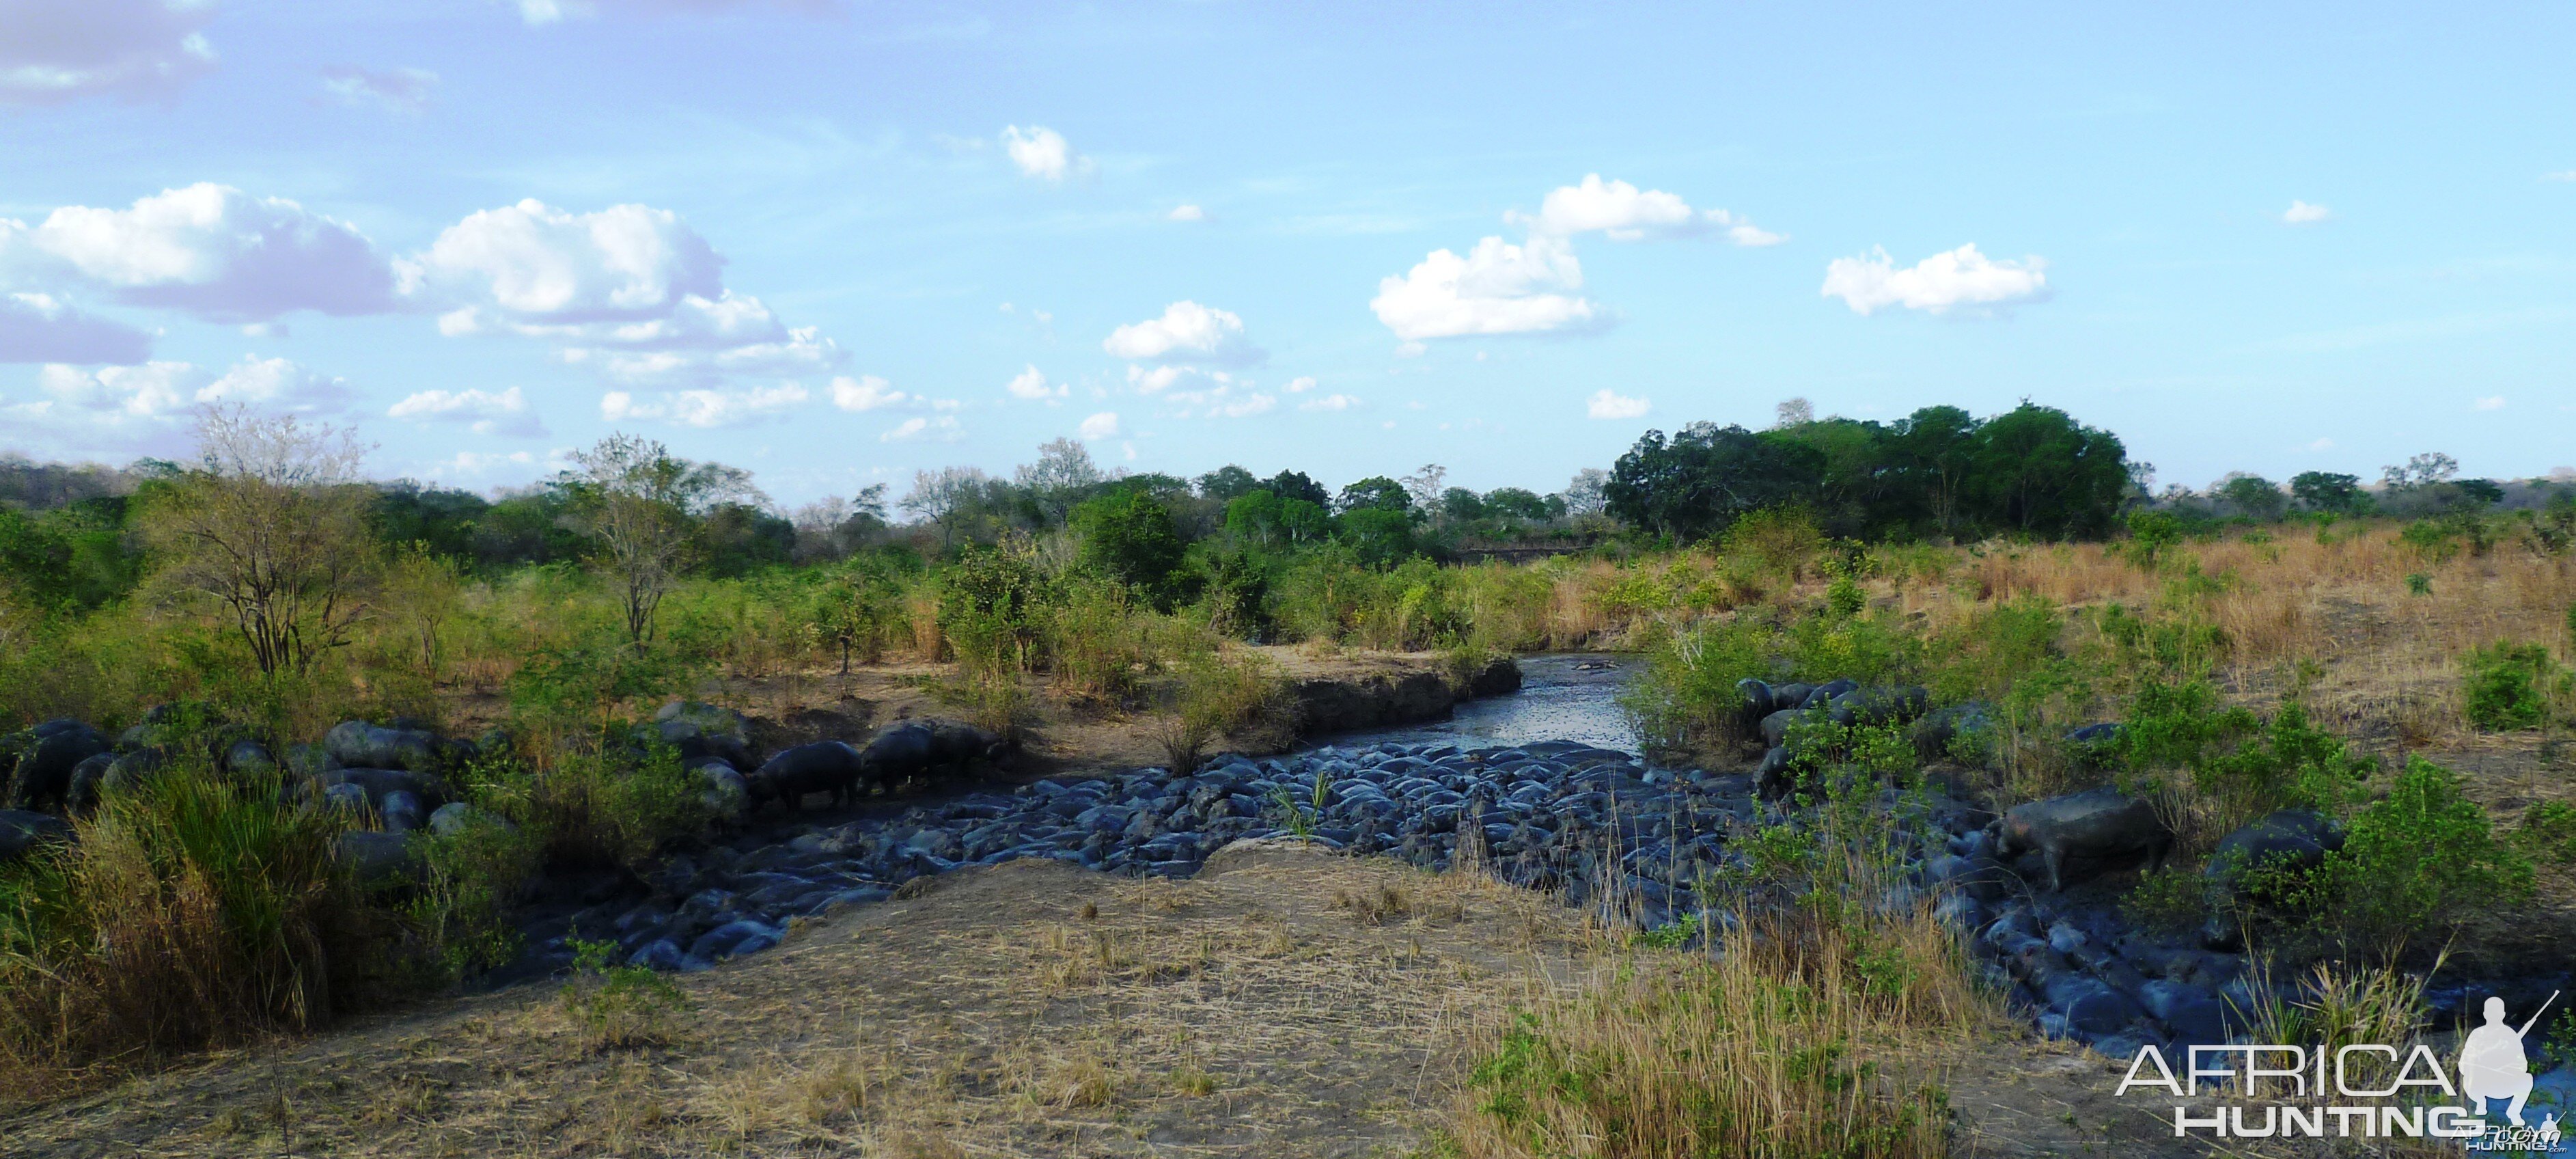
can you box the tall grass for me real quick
[0,760,383,1099]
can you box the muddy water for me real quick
[1314,653,1642,754]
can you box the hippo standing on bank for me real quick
[1991,788,2172,892]
[747,741,868,813]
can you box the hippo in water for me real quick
[1991,787,2172,892]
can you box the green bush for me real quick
[557,936,689,1050]
[407,806,543,981]
[2121,867,2206,938]
[2518,800,2576,865]
[1072,489,1189,608]
[2306,757,2533,951]
[2461,642,2559,731]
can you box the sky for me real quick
[2,1,2573,505]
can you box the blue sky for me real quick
[3,1,2573,503]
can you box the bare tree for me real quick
[1562,468,1609,517]
[559,433,758,647]
[1774,397,1815,428]
[1400,463,1447,511]
[900,466,988,550]
[139,407,376,678]
[789,484,891,562]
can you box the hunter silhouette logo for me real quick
[2113,990,2568,1151]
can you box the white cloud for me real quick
[830,374,910,411]
[6,184,398,322]
[411,199,849,386]
[320,66,438,113]
[0,292,150,364]
[2282,200,2333,225]
[1167,204,1208,223]
[1127,364,1189,394]
[0,0,219,106]
[29,354,346,420]
[426,450,537,478]
[600,382,809,428]
[879,414,961,442]
[1371,234,1603,341]
[2475,395,2506,411]
[1284,375,1316,393]
[1587,389,1650,420]
[1103,300,1262,364]
[36,360,202,418]
[1005,364,1066,400]
[389,385,546,436]
[1820,244,2049,316]
[2307,437,2335,452]
[2547,172,2576,183]
[1299,392,1360,411]
[1519,174,1784,246]
[195,355,355,413]
[1077,411,1120,440]
[1001,125,1090,182]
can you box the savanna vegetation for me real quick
[5,396,2575,1158]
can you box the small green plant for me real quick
[1634,912,1702,950]
[2462,642,2559,731]
[2123,509,2185,569]
[2405,572,2433,597]
[1825,573,1866,619]
[557,936,689,1050]
[2301,757,2534,952]
[2517,800,2576,865]
[2121,866,2207,938]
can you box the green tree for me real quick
[557,433,759,647]
[1962,403,2129,538]
[1073,489,1189,607]
[2289,471,2368,515]
[2214,474,2288,522]
[1195,464,1261,502]
[1335,506,1417,567]
[1603,422,1825,541]
[1336,476,1413,515]
[1889,405,1978,536]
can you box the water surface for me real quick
[1314,653,1641,754]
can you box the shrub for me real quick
[1071,489,1189,608]
[558,936,689,1051]
[2121,867,2206,938]
[2518,800,2576,866]
[2122,508,2184,568]
[938,539,1046,676]
[1042,575,1147,707]
[1157,646,1292,772]
[2305,757,2533,951]
[517,739,708,871]
[2461,642,2559,731]
[406,807,543,981]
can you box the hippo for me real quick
[1758,708,1806,749]
[0,808,74,862]
[64,752,116,814]
[859,722,937,781]
[5,720,110,812]
[1799,679,1859,709]
[2199,808,2344,949]
[1754,745,1797,797]
[1827,685,1930,728]
[1736,679,1777,735]
[926,720,1006,767]
[747,741,868,812]
[1992,788,2172,892]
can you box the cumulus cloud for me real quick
[1519,174,1783,245]
[4,184,398,322]
[1371,234,1603,341]
[411,198,848,386]
[320,65,438,113]
[1299,392,1360,411]
[880,414,962,442]
[1820,244,2049,316]
[389,385,546,436]
[829,374,909,411]
[36,360,202,418]
[600,383,809,428]
[2475,395,2506,411]
[1166,204,1208,223]
[195,355,355,413]
[1284,376,1316,393]
[0,0,218,106]
[1005,364,1066,400]
[1586,389,1650,420]
[1077,411,1120,440]
[33,355,350,420]
[1103,301,1262,365]
[0,292,150,364]
[2282,200,2333,225]
[1001,125,1090,182]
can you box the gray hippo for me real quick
[1826,685,1929,728]
[2200,808,2344,949]
[747,741,868,812]
[1992,788,2172,892]
[1799,679,1859,709]
[0,808,74,863]
[652,700,756,770]
[5,720,110,812]
[322,720,450,773]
